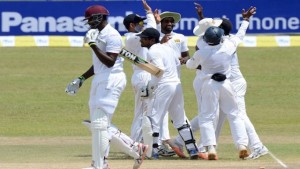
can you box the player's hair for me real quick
[219,18,232,35]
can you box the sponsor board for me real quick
[1,35,300,47]
[0,1,299,36]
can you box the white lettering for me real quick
[236,14,300,31]
[57,17,73,32]
[179,18,198,30]
[274,17,287,29]
[1,11,299,34]
[74,17,87,32]
[21,17,38,32]
[1,12,22,32]
[38,17,56,32]
[1,12,88,33]
[288,17,300,30]
[262,17,273,30]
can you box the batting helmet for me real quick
[203,26,224,46]
[84,5,109,29]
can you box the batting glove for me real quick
[84,29,99,46]
[65,76,85,96]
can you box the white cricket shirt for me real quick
[93,24,124,74]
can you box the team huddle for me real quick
[65,1,268,169]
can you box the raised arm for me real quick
[142,0,156,28]
[232,6,256,46]
[194,2,204,20]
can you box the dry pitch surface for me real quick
[1,137,299,169]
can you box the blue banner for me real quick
[0,0,299,36]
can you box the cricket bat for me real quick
[119,48,164,77]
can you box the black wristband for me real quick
[89,42,96,47]
[79,76,85,81]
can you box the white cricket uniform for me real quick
[89,24,126,118]
[147,40,197,154]
[124,13,157,142]
[214,36,264,151]
[158,30,189,142]
[147,41,184,132]
[88,24,126,169]
[186,21,250,148]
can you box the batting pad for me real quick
[91,109,109,169]
[142,116,153,158]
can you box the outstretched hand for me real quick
[142,0,152,13]
[242,6,256,20]
[194,2,204,20]
[154,9,161,24]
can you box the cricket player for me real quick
[185,7,257,160]
[122,0,156,156]
[65,5,147,169]
[123,0,161,158]
[151,10,190,157]
[193,5,268,159]
[137,27,199,160]
[171,5,268,160]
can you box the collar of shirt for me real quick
[99,24,112,35]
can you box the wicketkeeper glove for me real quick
[84,29,99,47]
[65,76,85,96]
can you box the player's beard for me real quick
[162,25,173,34]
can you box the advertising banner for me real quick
[0,0,300,36]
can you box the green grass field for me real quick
[0,47,300,169]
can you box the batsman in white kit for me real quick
[65,4,148,169]
[137,27,199,159]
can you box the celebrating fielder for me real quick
[137,27,199,160]
[185,6,257,160]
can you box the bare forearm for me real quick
[90,45,116,68]
[81,65,94,80]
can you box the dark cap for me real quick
[123,14,146,28]
[136,28,160,39]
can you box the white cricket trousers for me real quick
[147,82,188,134]
[197,78,248,148]
[130,70,151,142]
[215,78,263,150]
[88,72,126,168]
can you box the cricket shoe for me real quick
[158,141,176,157]
[152,152,159,160]
[82,166,109,169]
[167,138,187,158]
[151,147,160,160]
[207,145,218,160]
[82,158,110,169]
[133,143,149,169]
[246,145,269,160]
[238,145,249,159]
[188,148,199,160]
